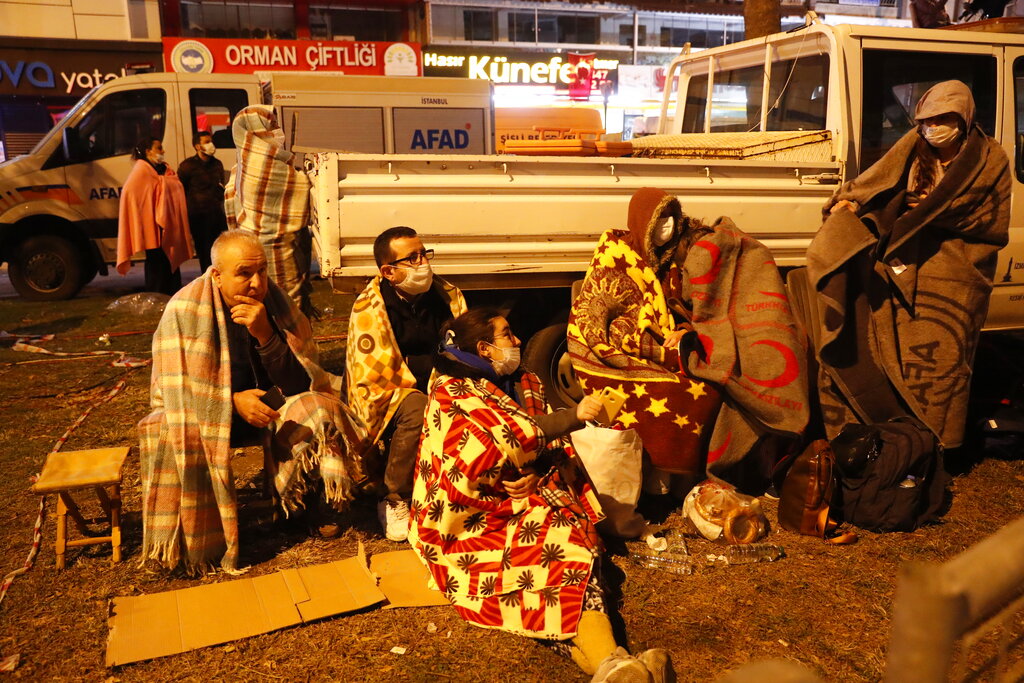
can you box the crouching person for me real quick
[139,231,365,573]
[409,308,675,682]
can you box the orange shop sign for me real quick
[163,37,422,76]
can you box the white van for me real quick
[0,71,494,300]
[0,73,260,299]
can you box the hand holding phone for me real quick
[595,386,628,425]
[259,386,286,411]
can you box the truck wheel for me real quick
[523,323,583,410]
[8,234,86,301]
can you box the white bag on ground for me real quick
[571,424,646,538]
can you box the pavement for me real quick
[0,260,206,300]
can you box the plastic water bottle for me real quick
[631,551,694,576]
[716,543,785,566]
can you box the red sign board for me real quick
[163,37,422,77]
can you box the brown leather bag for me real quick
[777,439,857,544]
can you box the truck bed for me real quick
[309,151,842,293]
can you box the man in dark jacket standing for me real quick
[178,130,227,272]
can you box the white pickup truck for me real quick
[306,16,1024,405]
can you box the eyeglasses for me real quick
[388,249,434,267]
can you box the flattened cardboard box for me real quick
[106,556,384,667]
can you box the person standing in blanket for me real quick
[345,226,467,542]
[409,308,675,683]
[568,187,722,497]
[178,129,227,273]
[116,137,193,295]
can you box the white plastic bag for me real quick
[571,424,646,538]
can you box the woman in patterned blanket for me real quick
[409,308,675,683]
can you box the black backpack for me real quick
[830,418,949,532]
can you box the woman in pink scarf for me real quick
[116,138,193,294]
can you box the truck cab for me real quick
[0,72,260,299]
[654,16,1024,329]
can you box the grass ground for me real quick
[0,274,1021,682]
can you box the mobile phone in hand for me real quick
[596,386,628,425]
[259,386,286,410]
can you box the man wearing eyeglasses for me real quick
[346,226,467,542]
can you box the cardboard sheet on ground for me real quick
[105,555,384,667]
[370,549,450,608]
[106,549,448,666]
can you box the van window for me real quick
[1013,57,1024,183]
[767,54,828,131]
[681,74,708,133]
[709,65,763,132]
[188,88,250,150]
[861,50,996,169]
[45,88,166,168]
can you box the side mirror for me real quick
[62,127,81,164]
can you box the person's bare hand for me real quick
[230,295,273,345]
[662,329,686,350]
[576,394,603,423]
[503,467,540,499]
[829,199,859,215]
[233,389,280,428]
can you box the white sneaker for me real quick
[378,499,410,542]
[591,647,652,683]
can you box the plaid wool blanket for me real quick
[409,369,602,640]
[140,271,361,571]
[809,123,1010,446]
[568,189,722,475]
[225,105,316,317]
[677,217,809,482]
[346,275,466,445]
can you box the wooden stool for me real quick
[31,447,130,570]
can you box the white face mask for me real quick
[394,263,433,295]
[151,152,166,164]
[922,123,960,149]
[486,343,521,376]
[201,142,216,155]
[652,215,675,246]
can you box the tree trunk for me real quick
[745,0,782,40]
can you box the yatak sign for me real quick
[423,51,617,85]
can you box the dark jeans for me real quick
[144,248,182,296]
[382,391,428,500]
[189,209,228,273]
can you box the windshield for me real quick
[28,86,99,156]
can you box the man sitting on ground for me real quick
[346,226,466,542]
[140,231,366,573]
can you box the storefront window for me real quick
[464,9,496,41]
[181,0,295,39]
[310,7,402,41]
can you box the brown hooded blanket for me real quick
[808,80,1010,446]
[568,188,721,475]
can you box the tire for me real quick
[522,323,583,410]
[8,234,86,301]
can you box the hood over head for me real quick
[914,80,975,129]
[231,104,292,164]
[626,187,684,271]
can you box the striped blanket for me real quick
[409,370,602,640]
[346,275,466,445]
[225,105,316,317]
[139,271,362,572]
